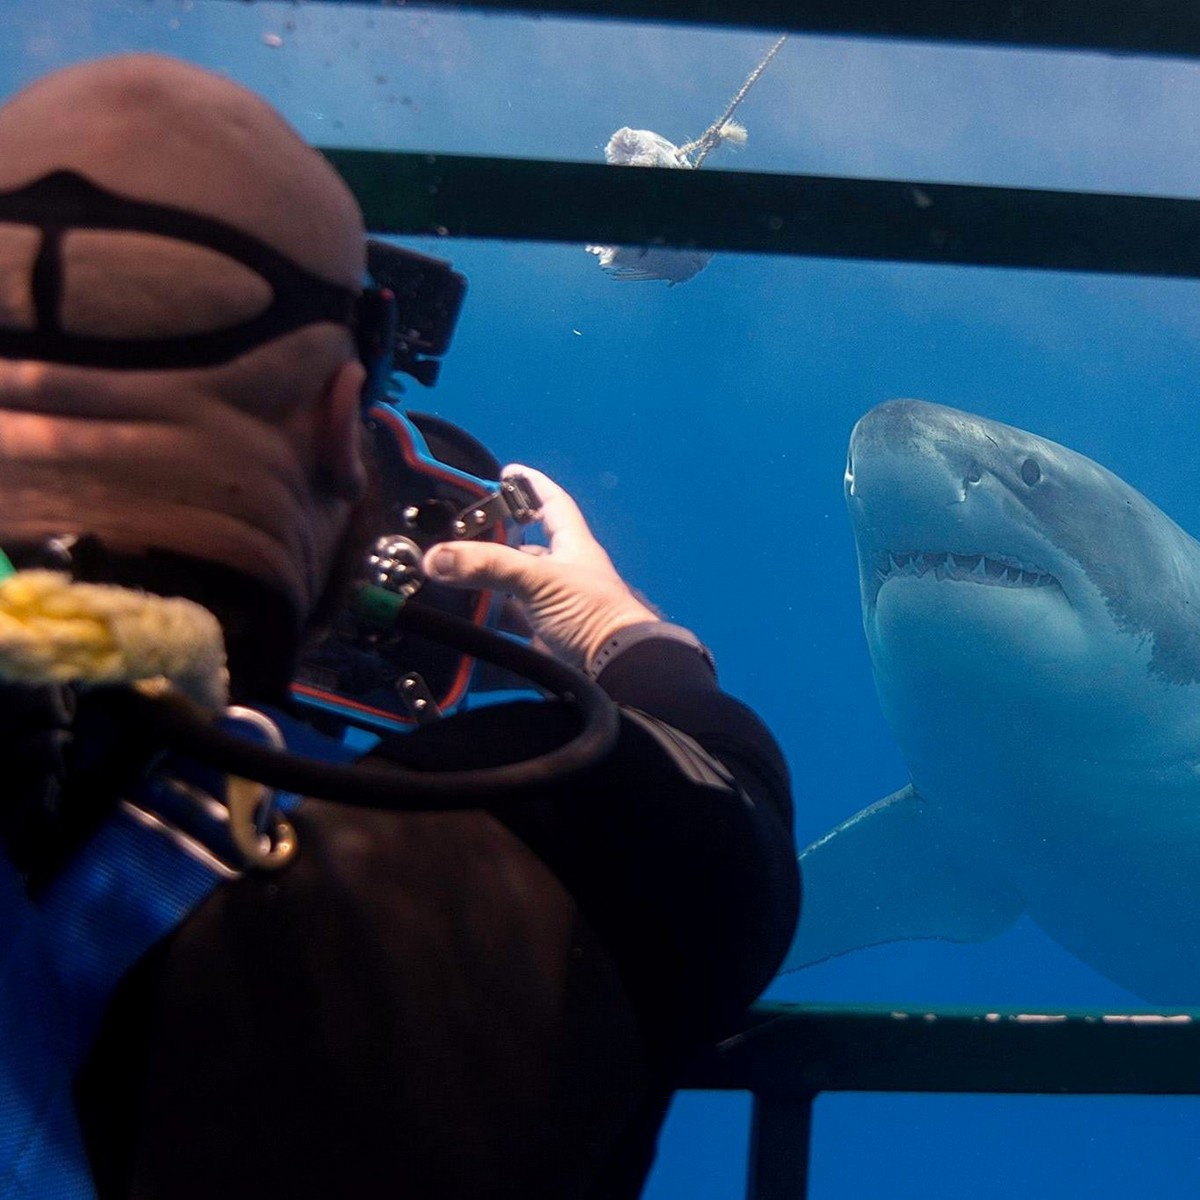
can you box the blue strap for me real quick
[38,806,234,1068]
[0,797,234,1200]
[0,856,94,1200]
[0,704,348,1199]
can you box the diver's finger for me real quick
[503,464,610,565]
[424,538,559,599]
[503,465,581,539]
[518,543,550,557]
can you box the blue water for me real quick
[6,3,1200,1195]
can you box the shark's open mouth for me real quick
[874,550,1060,591]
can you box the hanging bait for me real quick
[588,35,787,285]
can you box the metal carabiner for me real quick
[224,706,299,871]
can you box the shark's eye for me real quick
[1021,457,1042,486]
[965,462,982,485]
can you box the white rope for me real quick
[680,34,788,168]
[0,570,228,711]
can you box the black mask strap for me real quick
[0,170,367,370]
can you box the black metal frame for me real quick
[231,0,1200,58]
[321,147,1200,278]
[684,1003,1200,1197]
[300,0,1200,279]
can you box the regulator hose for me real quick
[121,590,620,809]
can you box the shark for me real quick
[786,398,1200,1004]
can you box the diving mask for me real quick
[0,170,465,399]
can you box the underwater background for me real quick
[6,2,1200,1195]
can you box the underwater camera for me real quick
[292,404,542,731]
[296,240,552,732]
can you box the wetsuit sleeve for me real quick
[584,635,798,1039]
[373,634,800,1050]
[592,635,794,843]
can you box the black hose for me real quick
[121,597,620,809]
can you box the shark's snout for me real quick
[849,399,1004,504]
[847,400,1072,610]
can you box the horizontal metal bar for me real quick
[320,148,1200,279]
[683,1003,1200,1097]
[243,0,1200,59]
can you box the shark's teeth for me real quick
[876,550,1059,589]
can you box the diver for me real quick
[0,53,799,1200]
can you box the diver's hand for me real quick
[422,465,659,669]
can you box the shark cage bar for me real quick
[680,1003,1200,1198]
[251,0,1200,1193]
[301,0,1200,279]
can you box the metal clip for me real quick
[223,706,299,871]
[449,473,543,540]
[396,671,442,724]
[226,776,298,870]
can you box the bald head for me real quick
[0,53,364,288]
[0,56,374,626]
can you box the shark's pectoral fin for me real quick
[784,784,1024,972]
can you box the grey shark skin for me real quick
[787,398,1200,1004]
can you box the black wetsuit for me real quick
[66,618,797,1198]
